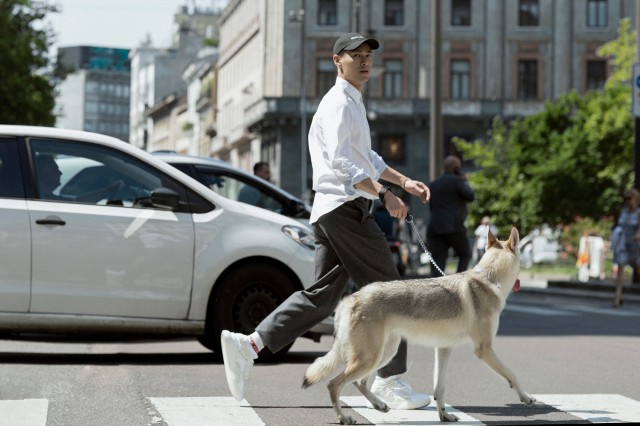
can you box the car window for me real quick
[194,165,284,213]
[29,138,210,213]
[0,137,25,198]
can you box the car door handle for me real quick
[36,216,66,226]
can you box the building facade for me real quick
[55,46,131,141]
[213,0,635,218]
[129,5,221,150]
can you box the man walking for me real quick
[426,155,475,276]
[220,32,432,410]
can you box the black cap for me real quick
[333,32,380,55]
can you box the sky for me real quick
[46,0,227,55]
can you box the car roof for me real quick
[153,152,307,204]
[0,125,219,201]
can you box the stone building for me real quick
[213,0,634,216]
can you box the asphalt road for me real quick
[0,289,638,425]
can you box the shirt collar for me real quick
[335,76,363,103]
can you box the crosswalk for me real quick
[2,394,639,425]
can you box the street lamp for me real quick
[288,7,308,203]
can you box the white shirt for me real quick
[474,223,499,251]
[308,77,387,223]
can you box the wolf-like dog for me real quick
[302,227,535,424]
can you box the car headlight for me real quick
[282,225,315,250]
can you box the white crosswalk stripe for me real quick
[340,396,484,425]
[1,394,639,424]
[148,397,264,426]
[534,394,640,423]
[0,399,48,426]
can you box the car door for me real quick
[27,138,196,319]
[0,137,30,312]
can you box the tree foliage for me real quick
[0,0,58,125]
[454,18,635,239]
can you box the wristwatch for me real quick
[378,185,390,207]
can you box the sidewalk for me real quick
[409,266,640,305]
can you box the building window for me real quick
[517,60,538,99]
[317,0,337,26]
[518,0,539,26]
[316,59,335,96]
[451,0,471,26]
[587,0,607,27]
[380,134,405,163]
[383,59,403,98]
[384,0,404,26]
[450,59,470,99]
[586,60,607,91]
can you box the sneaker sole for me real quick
[367,395,432,410]
[220,330,245,401]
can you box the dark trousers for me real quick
[256,197,407,377]
[426,231,471,277]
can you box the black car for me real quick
[153,153,311,223]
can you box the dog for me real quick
[302,227,535,424]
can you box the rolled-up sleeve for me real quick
[325,105,370,194]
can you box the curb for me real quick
[519,279,640,304]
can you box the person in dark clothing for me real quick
[426,155,475,276]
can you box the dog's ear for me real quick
[487,229,498,248]
[508,227,519,251]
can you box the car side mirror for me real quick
[151,187,180,210]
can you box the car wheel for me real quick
[199,262,298,361]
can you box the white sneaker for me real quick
[220,330,258,401]
[370,374,431,410]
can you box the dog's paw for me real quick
[338,414,356,425]
[521,394,537,406]
[373,402,389,413]
[438,409,459,422]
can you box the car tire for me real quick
[199,262,298,361]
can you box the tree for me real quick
[0,0,59,125]
[454,18,635,238]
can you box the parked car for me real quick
[519,224,561,269]
[152,152,311,224]
[0,125,330,358]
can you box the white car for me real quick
[0,125,329,358]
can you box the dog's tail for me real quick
[302,297,353,389]
[302,343,343,389]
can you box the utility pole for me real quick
[635,0,640,190]
[288,5,307,202]
[429,0,443,181]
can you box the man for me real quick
[426,155,475,276]
[238,161,271,206]
[220,32,432,410]
[252,161,271,181]
[473,215,499,262]
[35,154,63,200]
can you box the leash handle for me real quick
[406,215,447,277]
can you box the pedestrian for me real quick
[220,32,432,410]
[611,188,640,307]
[426,155,475,276]
[238,161,271,206]
[473,215,499,263]
[35,154,63,200]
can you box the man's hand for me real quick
[383,191,408,219]
[404,179,430,204]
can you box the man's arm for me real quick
[353,167,430,219]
